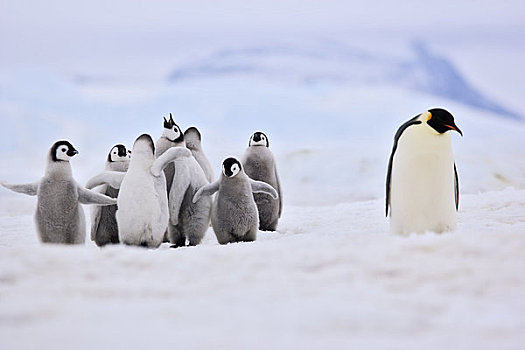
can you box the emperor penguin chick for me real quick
[165,143,212,248]
[89,144,131,247]
[192,157,278,245]
[184,126,214,183]
[85,134,192,248]
[386,108,462,235]
[242,131,282,231]
[1,140,117,244]
[155,113,184,195]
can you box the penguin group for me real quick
[1,114,282,247]
[1,107,463,245]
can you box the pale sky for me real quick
[1,0,524,70]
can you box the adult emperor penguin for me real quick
[85,134,192,248]
[242,131,282,231]
[184,126,214,183]
[155,113,184,195]
[386,108,462,235]
[0,140,117,244]
[89,144,131,247]
[192,157,278,244]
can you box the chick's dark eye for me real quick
[61,148,66,152]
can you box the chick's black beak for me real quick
[68,149,79,156]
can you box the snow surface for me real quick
[1,1,525,348]
[1,189,524,349]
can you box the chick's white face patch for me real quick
[110,146,130,162]
[223,162,241,177]
[164,125,182,141]
[56,146,73,161]
[231,163,240,177]
[249,132,268,147]
[250,137,266,146]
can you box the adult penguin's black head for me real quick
[426,108,463,136]
[222,157,242,178]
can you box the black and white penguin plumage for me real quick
[89,144,131,247]
[153,118,213,247]
[192,157,278,245]
[242,131,282,231]
[155,114,185,195]
[1,140,117,244]
[386,108,462,235]
[184,126,214,183]
[85,134,192,248]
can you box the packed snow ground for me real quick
[2,57,525,350]
[2,1,525,348]
[1,60,525,350]
[1,189,524,349]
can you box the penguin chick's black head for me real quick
[222,157,242,178]
[163,114,174,129]
[249,131,269,147]
[107,144,128,162]
[162,113,184,143]
[51,140,78,162]
[427,108,463,136]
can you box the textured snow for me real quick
[1,189,524,349]
[1,0,525,348]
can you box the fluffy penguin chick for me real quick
[192,157,278,245]
[386,108,462,235]
[1,140,117,244]
[89,144,131,247]
[155,113,184,195]
[242,131,282,231]
[184,126,214,183]
[85,134,192,248]
[166,145,212,247]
